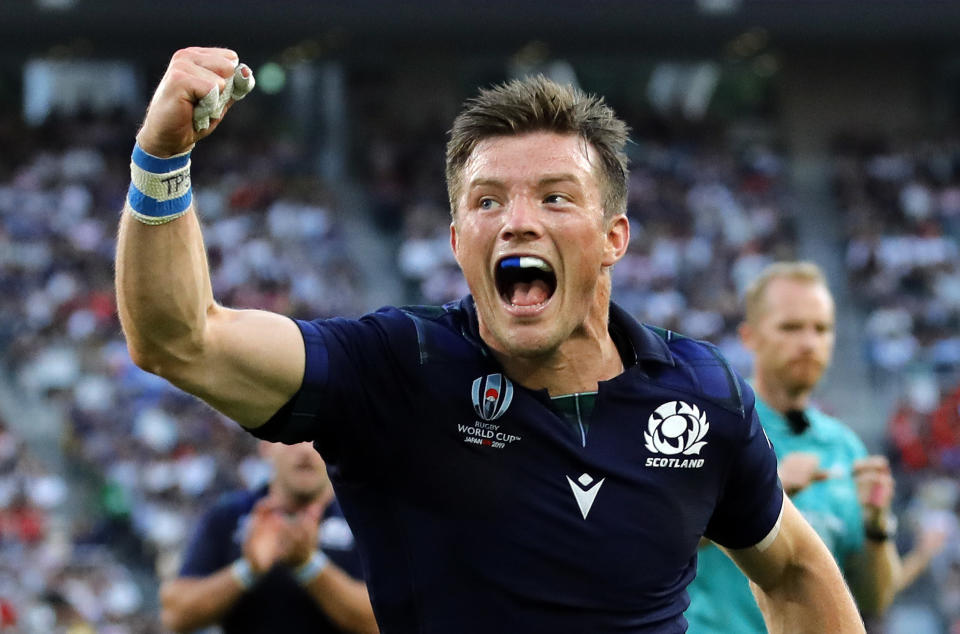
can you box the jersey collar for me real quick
[452,295,675,368]
[608,301,676,367]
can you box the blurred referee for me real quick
[687,262,932,632]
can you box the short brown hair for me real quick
[445,75,629,219]
[743,261,830,324]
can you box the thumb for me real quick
[810,469,830,482]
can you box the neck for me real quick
[268,481,334,513]
[497,335,623,396]
[752,373,811,415]
[496,289,623,396]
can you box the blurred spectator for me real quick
[159,441,376,633]
[0,416,147,633]
[833,136,960,382]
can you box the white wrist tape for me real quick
[230,558,257,590]
[127,144,192,225]
[294,551,329,586]
[193,62,255,131]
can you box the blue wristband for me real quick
[127,143,193,225]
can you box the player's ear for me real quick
[450,221,461,262]
[602,214,629,267]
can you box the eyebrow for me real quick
[467,173,583,190]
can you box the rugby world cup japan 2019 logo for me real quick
[644,401,709,468]
[471,373,514,421]
[461,374,521,450]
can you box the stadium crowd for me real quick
[0,106,367,631]
[833,136,960,383]
[828,137,960,632]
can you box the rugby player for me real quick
[116,47,864,633]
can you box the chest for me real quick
[232,512,356,556]
[769,431,862,556]
[365,367,741,582]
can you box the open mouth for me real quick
[495,256,557,308]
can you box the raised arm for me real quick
[115,48,303,427]
[723,496,865,634]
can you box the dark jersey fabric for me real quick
[252,297,783,633]
[178,485,364,633]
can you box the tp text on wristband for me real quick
[127,143,193,225]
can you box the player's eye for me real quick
[479,197,500,210]
[544,193,570,205]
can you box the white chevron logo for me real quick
[566,473,605,519]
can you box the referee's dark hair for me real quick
[445,75,630,220]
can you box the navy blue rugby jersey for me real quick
[178,485,364,633]
[252,297,783,634]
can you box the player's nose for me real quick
[500,197,543,241]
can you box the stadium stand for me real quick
[0,107,370,631]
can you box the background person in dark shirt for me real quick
[159,440,377,633]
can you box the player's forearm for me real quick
[732,501,864,633]
[159,569,245,632]
[749,533,866,634]
[303,564,379,634]
[116,204,216,379]
[751,565,864,633]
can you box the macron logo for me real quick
[567,473,605,519]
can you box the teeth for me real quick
[500,256,553,272]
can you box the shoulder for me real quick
[393,298,488,365]
[644,325,752,419]
[186,488,261,545]
[296,302,469,365]
[809,408,868,454]
[205,488,261,523]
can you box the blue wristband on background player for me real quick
[127,143,193,225]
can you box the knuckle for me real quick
[167,67,190,82]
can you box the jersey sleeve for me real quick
[179,502,236,577]
[250,309,418,466]
[704,380,784,550]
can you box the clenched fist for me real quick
[136,47,253,158]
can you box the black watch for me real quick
[864,512,898,542]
